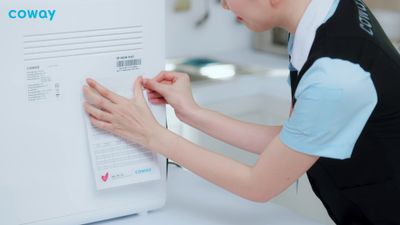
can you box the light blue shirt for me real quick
[280,0,378,159]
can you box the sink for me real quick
[166,57,273,82]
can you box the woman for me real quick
[83,0,400,224]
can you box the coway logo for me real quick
[8,9,56,21]
[135,167,152,175]
[354,0,373,36]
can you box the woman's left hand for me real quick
[82,77,164,148]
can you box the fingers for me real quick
[89,115,114,131]
[161,80,173,85]
[133,76,145,99]
[144,71,180,92]
[148,98,167,105]
[84,102,113,122]
[154,71,177,82]
[143,74,174,105]
[147,91,167,105]
[86,78,124,104]
[143,78,169,96]
[147,90,163,98]
[83,85,115,112]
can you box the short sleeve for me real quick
[280,58,377,159]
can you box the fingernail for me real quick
[86,78,95,86]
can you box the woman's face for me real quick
[221,0,276,32]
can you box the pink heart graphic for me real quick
[101,172,109,182]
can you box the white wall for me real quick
[166,0,252,58]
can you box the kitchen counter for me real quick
[90,165,324,225]
[205,48,289,70]
[166,48,289,84]
[185,49,291,105]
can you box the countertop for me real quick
[167,48,290,88]
[91,166,324,225]
[205,48,289,70]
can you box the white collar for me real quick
[290,0,335,71]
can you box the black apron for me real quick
[289,0,400,224]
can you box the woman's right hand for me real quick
[143,71,200,122]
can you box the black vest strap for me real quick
[289,70,298,106]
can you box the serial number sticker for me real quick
[116,55,142,72]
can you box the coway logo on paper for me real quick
[8,9,56,21]
[135,167,152,175]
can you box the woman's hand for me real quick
[143,71,200,122]
[83,77,165,148]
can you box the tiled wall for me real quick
[365,0,400,10]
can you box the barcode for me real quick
[117,59,141,67]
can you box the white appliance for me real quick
[0,0,166,225]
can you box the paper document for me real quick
[84,76,161,190]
